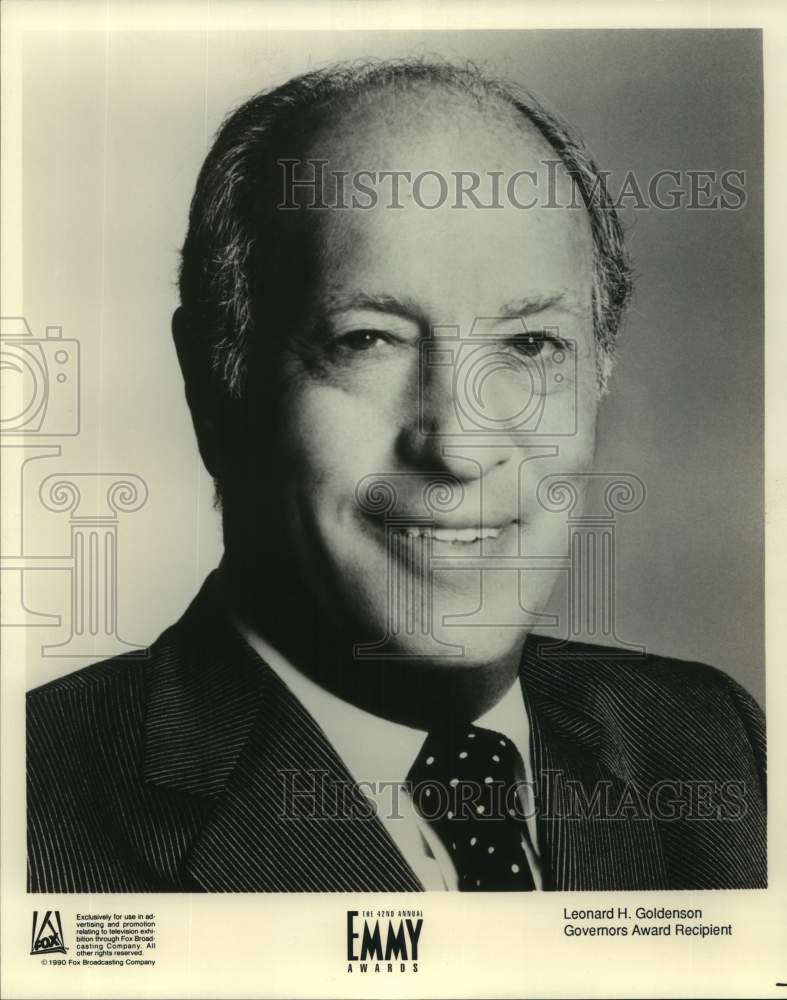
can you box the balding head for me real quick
[177,60,632,409]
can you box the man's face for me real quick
[237,92,599,670]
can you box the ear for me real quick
[171,306,225,481]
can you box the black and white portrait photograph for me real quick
[3,3,785,999]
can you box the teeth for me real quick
[434,527,500,542]
[401,526,502,543]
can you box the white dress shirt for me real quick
[232,615,543,890]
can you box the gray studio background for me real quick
[18,29,764,703]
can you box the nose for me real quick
[396,348,514,481]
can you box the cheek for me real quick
[279,384,395,491]
[574,391,599,464]
[571,343,600,463]
[516,385,598,505]
[556,413,598,481]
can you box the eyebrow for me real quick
[322,290,581,323]
[323,292,428,324]
[496,292,581,318]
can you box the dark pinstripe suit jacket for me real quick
[27,575,766,893]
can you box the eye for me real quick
[335,329,390,351]
[507,331,568,358]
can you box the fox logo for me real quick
[30,911,67,955]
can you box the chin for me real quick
[339,567,544,667]
[431,627,530,669]
[351,617,530,669]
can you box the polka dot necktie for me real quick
[407,724,536,891]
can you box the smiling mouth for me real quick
[394,524,515,544]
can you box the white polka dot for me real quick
[425,756,435,765]
[476,805,485,814]
[492,754,500,762]
[447,810,453,819]
[467,733,476,739]
[511,863,520,874]
[484,776,493,784]
[508,809,517,817]
[499,740,506,747]
[459,751,468,759]
[425,788,431,797]
[451,842,456,850]
[487,845,495,854]
[449,778,459,787]
[475,879,481,887]
[469,837,477,846]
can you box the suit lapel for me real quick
[521,640,669,891]
[183,667,422,891]
[143,577,669,892]
[142,576,422,892]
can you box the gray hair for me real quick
[178,58,633,398]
